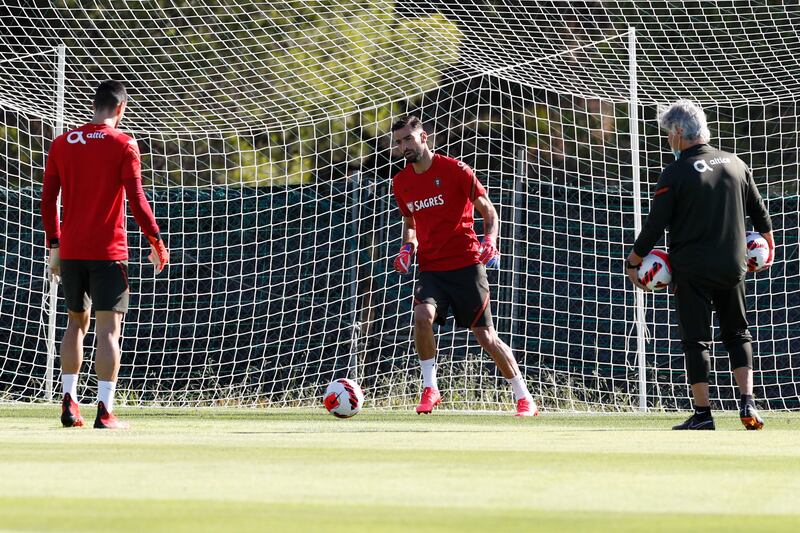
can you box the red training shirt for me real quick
[392,153,487,271]
[41,123,160,261]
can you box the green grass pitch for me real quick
[0,406,799,532]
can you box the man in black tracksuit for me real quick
[626,100,774,430]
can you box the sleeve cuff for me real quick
[754,222,773,234]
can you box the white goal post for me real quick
[0,2,797,411]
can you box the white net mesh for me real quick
[0,1,798,410]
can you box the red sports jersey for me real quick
[393,153,487,271]
[41,122,160,260]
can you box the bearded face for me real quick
[393,125,427,163]
[403,145,423,163]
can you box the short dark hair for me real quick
[93,80,127,112]
[391,115,423,133]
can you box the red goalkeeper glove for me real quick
[478,236,499,268]
[764,236,775,270]
[393,243,415,275]
[146,234,169,273]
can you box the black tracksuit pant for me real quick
[672,271,753,384]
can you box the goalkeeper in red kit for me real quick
[390,115,537,416]
[40,80,169,429]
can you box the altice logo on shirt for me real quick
[66,131,106,144]
[407,194,445,213]
[693,156,731,173]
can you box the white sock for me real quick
[506,374,530,401]
[62,373,78,401]
[420,358,438,390]
[97,381,116,413]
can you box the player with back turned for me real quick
[41,80,169,429]
[390,115,537,416]
[626,100,774,430]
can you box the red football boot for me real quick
[514,397,539,417]
[416,387,442,414]
[93,402,129,429]
[61,393,85,427]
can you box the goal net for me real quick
[0,1,797,410]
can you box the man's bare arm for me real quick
[473,196,498,241]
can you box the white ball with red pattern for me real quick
[746,231,769,271]
[323,378,364,418]
[637,250,672,291]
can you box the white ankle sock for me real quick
[420,358,438,389]
[506,374,530,401]
[98,381,116,413]
[62,373,78,401]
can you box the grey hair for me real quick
[658,99,711,143]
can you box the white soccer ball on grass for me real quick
[323,378,364,418]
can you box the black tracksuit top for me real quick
[633,143,772,287]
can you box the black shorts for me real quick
[60,260,130,314]
[672,272,751,347]
[414,263,492,328]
